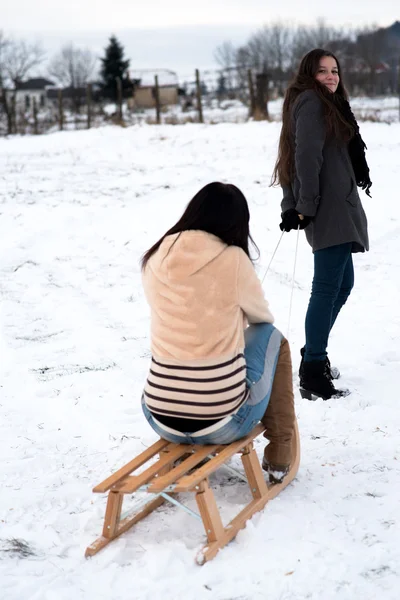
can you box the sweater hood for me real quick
[150,231,228,280]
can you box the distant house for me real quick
[46,86,87,107]
[15,78,55,110]
[131,70,179,109]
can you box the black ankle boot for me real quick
[262,459,289,484]
[300,359,349,400]
[299,347,340,380]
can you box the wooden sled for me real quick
[85,420,300,564]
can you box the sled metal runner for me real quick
[85,420,300,564]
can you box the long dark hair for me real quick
[272,48,355,187]
[141,182,259,269]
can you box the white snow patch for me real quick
[1,120,400,599]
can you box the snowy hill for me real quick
[1,121,399,599]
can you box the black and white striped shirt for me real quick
[144,352,249,421]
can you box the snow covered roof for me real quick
[16,78,55,90]
[131,69,178,88]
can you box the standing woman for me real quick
[272,48,372,400]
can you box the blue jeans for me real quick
[141,323,282,445]
[304,243,354,362]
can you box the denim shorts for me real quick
[142,323,282,445]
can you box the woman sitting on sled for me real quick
[141,182,296,484]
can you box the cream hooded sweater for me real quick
[142,230,274,420]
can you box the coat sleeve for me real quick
[281,184,296,214]
[237,250,274,324]
[293,91,326,217]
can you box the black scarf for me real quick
[337,98,372,197]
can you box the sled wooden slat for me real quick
[86,420,300,564]
[92,438,170,493]
[148,444,221,493]
[173,423,266,492]
[195,479,225,543]
[114,444,194,493]
[102,491,123,538]
[241,442,269,499]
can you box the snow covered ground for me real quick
[131,95,400,125]
[1,118,400,599]
[20,95,399,137]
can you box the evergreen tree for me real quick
[100,35,131,102]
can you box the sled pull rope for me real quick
[261,231,284,284]
[261,229,300,338]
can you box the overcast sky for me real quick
[3,0,398,30]
[3,1,398,78]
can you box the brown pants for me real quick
[261,337,295,466]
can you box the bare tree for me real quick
[269,22,293,70]
[234,22,294,96]
[214,19,396,103]
[290,19,350,66]
[234,45,253,98]
[312,18,341,48]
[0,33,45,134]
[213,41,236,89]
[246,29,271,72]
[267,22,294,93]
[0,31,11,134]
[214,41,236,70]
[48,44,97,112]
[0,30,10,88]
[4,38,45,86]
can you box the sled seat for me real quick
[85,420,300,564]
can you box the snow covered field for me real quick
[1,119,400,599]
[131,95,400,125]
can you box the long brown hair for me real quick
[272,49,355,187]
[141,182,259,270]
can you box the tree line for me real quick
[1,20,399,135]
[214,19,400,96]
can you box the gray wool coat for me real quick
[281,89,369,253]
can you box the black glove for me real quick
[279,209,311,232]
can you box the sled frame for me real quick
[85,420,300,564]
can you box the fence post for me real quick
[195,69,204,124]
[116,77,123,122]
[2,91,12,135]
[154,75,161,124]
[247,69,256,118]
[11,94,17,134]
[33,97,39,134]
[87,83,92,129]
[254,73,269,121]
[58,89,64,130]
